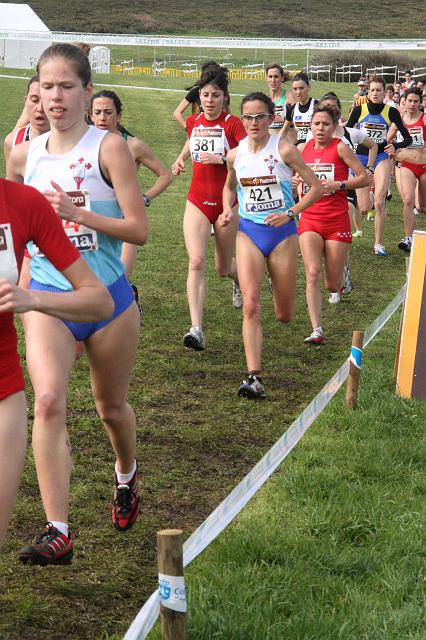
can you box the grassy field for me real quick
[0,71,424,639]
[16,0,426,38]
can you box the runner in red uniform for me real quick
[297,106,369,344]
[172,67,246,350]
[0,177,112,550]
[3,75,50,166]
[389,87,426,251]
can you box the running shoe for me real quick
[413,207,420,216]
[183,326,205,351]
[232,281,243,309]
[131,283,143,318]
[386,189,392,201]
[367,211,376,221]
[112,465,140,532]
[237,374,266,400]
[18,523,74,566]
[398,236,412,253]
[374,244,388,257]
[342,264,354,295]
[352,230,363,238]
[304,328,325,344]
[328,292,341,304]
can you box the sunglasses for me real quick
[241,113,272,122]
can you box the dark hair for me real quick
[92,89,122,114]
[405,86,422,100]
[185,60,221,91]
[385,84,394,92]
[37,43,92,87]
[292,72,310,86]
[198,67,229,93]
[320,91,341,111]
[240,91,275,115]
[26,73,39,94]
[368,75,385,90]
[312,105,339,125]
[405,70,412,75]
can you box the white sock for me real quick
[115,459,137,484]
[314,326,323,335]
[50,521,69,537]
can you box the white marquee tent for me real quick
[0,3,52,69]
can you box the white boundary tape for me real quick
[124,284,405,640]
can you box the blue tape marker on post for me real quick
[350,346,363,369]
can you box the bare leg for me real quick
[0,391,27,547]
[267,234,298,323]
[24,313,76,523]
[323,240,350,292]
[182,202,212,328]
[121,243,138,279]
[373,158,392,246]
[399,167,417,237]
[299,231,325,331]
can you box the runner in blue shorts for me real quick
[221,92,321,400]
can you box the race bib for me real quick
[240,175,284,213]
[294,118,310,141]
[408,127,424,148]
[0,223,19,284]
[33,190,98,257]
[189,127,225,162]
[304,163,335,196]
[361,122,387,143]
[270,104,286,130]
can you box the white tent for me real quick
[0,3,52,69]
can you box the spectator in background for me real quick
[384,85,396,105]
[394,81,403,96]
[402,71,415,92]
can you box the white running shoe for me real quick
[328,292,341,304]
[304,328,325,344]
[374,243,388,257]
[398,236,412,253]
[352,230,363,238]
[232,281,243,309]
[183,326,205,351]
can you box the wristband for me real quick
[339,181,346,191]
[143,193,151,207]
[286,209,295,219]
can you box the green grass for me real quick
[0,72,424,639]
[16,0,426,38]
[152,319,426,639]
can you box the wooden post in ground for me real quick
[157,529,187,640]
[345,331,364,409]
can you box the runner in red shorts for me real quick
[0,177,112,551]
[389,87,426,252]
[297,106,369,344]
[172,66,246,350]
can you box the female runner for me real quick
[281,72,318,144]
[0,177,112,550]
[221,92,321,399]
[172,67,246,351]
[91,89,172,280]
[389,87,426,251]
[172,61,229,129]
[346,75,412,256]
[265,63,293,135]
[298,106,369,344]
[7,43,148,565]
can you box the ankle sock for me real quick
[115,459,137,484]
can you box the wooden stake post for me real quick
[345,331,364,409]
[157,529,188,640]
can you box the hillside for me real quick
[18,0,426,39]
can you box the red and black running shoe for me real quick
[19,523,73,566]
[112,465,140,532]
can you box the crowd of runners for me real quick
[1,45,425,562]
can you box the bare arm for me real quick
[360,134,378,168]
[173,98,191,128]
[171,139,191,176]
[0,257,113,322]
[219,148,238,226]
[265,142,322,226]
[129,137,173,200]
[321,142,369,195]
[43,134,148,246]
